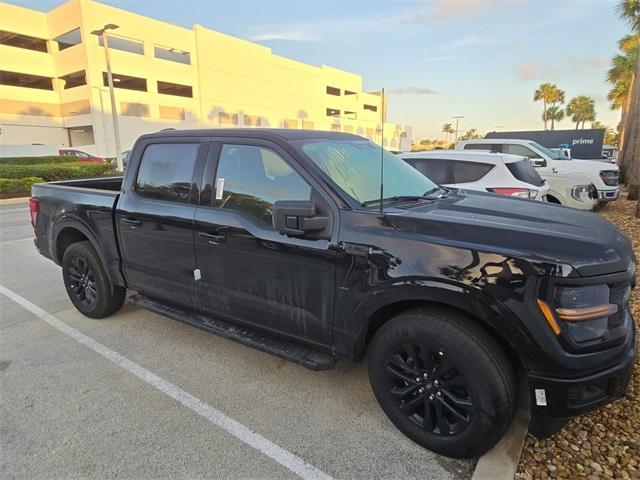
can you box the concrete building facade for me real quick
[0,0,411,157]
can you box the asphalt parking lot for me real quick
[0,200,474,480]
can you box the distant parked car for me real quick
[399,150,550,201]
[59,149,106,163]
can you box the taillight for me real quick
[486,188,537,199]
[29,197,39,228]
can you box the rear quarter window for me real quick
[505,160,544,187]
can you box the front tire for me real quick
[367,307,516,459]
[62,241,125,319]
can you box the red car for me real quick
[59,149,106,163]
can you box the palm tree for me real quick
[546,106,565,130]
[534,83,564,130]
[441,123,454,141]
[566,96,596,129]
[613,1,640,208]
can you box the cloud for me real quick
[516,57,609,80]
[249,30,315,42]
[515,63,558,80]
[390,86,441,95]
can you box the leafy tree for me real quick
[534,83,565,130]
[612,1,640,209]
[441,123,454,141]
[566,96,596,129]
[459,128,482,140]
[546,106,565,130]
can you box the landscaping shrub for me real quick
[0,177,44,195]
[0,155,77,165]
[0,162,115,181]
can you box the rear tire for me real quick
[367,307,516,459]
[62,241,125,319]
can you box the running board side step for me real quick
[127,294,336,371]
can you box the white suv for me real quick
[399,150,549,201]
[456,139,619,204]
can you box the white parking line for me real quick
[0,284,333,480]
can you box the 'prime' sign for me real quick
[486,129,605,159]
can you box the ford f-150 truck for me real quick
[30,129,636,459]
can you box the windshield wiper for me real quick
[422,187,449,198]
[361,195,430,207]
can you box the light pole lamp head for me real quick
[91,24,119,35]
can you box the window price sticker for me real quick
[535,388,547,406]
[215,178,225,200]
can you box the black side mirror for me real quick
[272,200,329,237]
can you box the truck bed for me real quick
[31,176,125,287]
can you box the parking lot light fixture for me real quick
[91,24,123,171]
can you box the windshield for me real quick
[529,141,568,160]
[295,140,437,205]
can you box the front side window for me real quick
[135,143,199,203]
[215,145,311,225]
[529,142,568,160]
[55,28,81,51]
[296,140,437,205]
[451,161,494,184]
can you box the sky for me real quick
[11,0,632,140]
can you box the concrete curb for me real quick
[472,385,530,480]
[0,197,29,205]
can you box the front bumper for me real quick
[598,188,620,201]
[527,319,636,418]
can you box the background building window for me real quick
[326,86,341,96]
[154,46,191,65]
[244,114,261,127]
[99,34,144,55]
[344,90,357,96]
[55,28,82,51]
[159,106,186,120]
[326,108,340,117]
[219,112,238,125]
[0,31,47,52]
[68,126,95,147]
[0,70,53,90]
[103,72,147,91]
[121,102,150,117]
[363,104,378,112]
[60,70,86,89]
[157,80,192,97]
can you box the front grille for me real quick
[600,170,619,186]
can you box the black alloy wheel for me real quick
[67,255,98,307]
[385,343,473,436]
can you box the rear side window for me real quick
[405,158,451,184]
[135,143,199,203]
[451,161,494,183]
[506,160,544,186]
[463,143,499,152]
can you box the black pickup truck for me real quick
[31,129,636,458]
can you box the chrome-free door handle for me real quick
[198,231,226,244]
[121,217,142,227]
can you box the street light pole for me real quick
[452,115,464,144]
[91,24,122,171]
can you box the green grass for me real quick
[0,155,78,165]
[0,162,115,182]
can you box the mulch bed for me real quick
[516,196,640,480]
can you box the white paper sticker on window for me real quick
[535,388,547,406]
[215,178,225,200]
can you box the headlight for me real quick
[600,170,619,186]
[571,185,591,201]
[555,285,616,343]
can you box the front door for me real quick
[194,140,337,348]
[116,139,206,307]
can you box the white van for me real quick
[456,139,619,203]
[399,150,549,201]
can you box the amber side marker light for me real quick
[556,304,618,321]
[536,299,561,335]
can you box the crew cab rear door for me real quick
[116,137,208,306]
[193,139,338,348]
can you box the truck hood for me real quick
[388,190,633,277]
[554,158,618,175]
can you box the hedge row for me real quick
[0,155,78,165]
[0,163,115,181]
[0,177,44,195]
